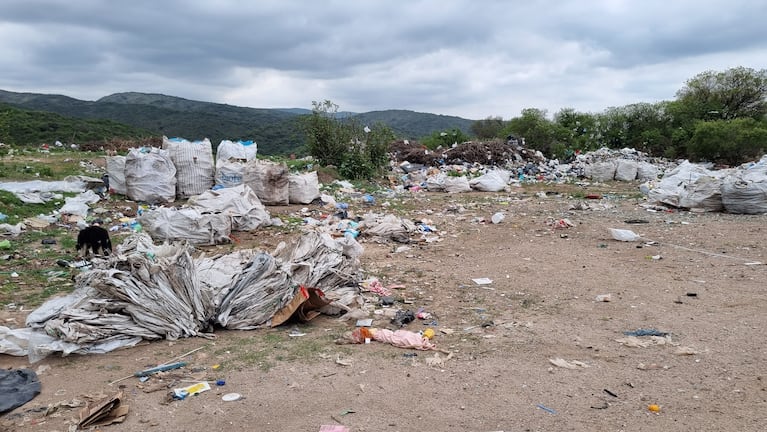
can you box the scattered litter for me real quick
[648,404,661,413]
[609,228,641,242]
[549,358,590,369]
[595,294,612,302]
[472,278,493,285]
[491,212,505,224]
[615,336,673,348]
[603,389,618,398]
[78,391,128,428]
[222,393,242,402]
[424,352,453,368]
[536,404,557,414]
[173,382,211,399]
[674,346,699,355]
[335,355,353,367]
[355,319,373,327]
[135,362,187,377]
[623,328,668,337]
[391,310,415,327]
[319,425,350,432]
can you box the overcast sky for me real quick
[1,1,766,120]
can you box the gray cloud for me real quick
[1,0,765,119]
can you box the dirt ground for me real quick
[2,182,766,432]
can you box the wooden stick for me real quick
[158,346,205,366]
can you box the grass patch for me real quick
[212,329,346,372]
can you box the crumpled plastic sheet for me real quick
[187,184,271,231]
[216,252,295,330]
[7,231,362,361]
[139,207,232,245]
[359,213,418,243]
[276,230,360,289]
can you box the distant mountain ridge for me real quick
[0,90,474,154]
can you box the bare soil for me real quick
[2,182,767,432]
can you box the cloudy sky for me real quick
[1,1,766,120]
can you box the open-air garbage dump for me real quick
[1,136,766,432]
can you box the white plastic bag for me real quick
[609,228,641,242]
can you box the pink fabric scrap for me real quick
[372,328,436,350]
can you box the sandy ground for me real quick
[2,183,767,432]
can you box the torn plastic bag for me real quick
[289,171,321,204]
[125,147,177,204]
[59,190,101,217]
[188,184,271,231]
[360,213,417,243]
[139,207,232,245]
[243,159,289,205]
[162,136,215,198]
[216,252,295,329]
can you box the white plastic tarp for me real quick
[138,207,232,245]
[0,178,87,194]
[187,184,271,231]
[58,190,101,217]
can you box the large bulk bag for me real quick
[243,160,289,206]
[125,148,176,204]
[289,171,321,204]
[162,137,214,198]
[105,156,127,195]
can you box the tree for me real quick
[303,100,395,180]
[675,67,767,121]
[420,128,471,150]
[470,116,505,139]
[553,108,599,154]
[303,100,351,167]
[501,108,566,157]
[686,118,767,165]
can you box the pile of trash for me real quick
[641,155,767,214]
[0,231,364,362]
[389,140,672,191]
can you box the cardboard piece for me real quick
[78,391,129,428]
[271,286,331,327]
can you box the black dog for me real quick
[76,225,112,257]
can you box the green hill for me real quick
[0,103,153,146]
[0,90,475,154]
